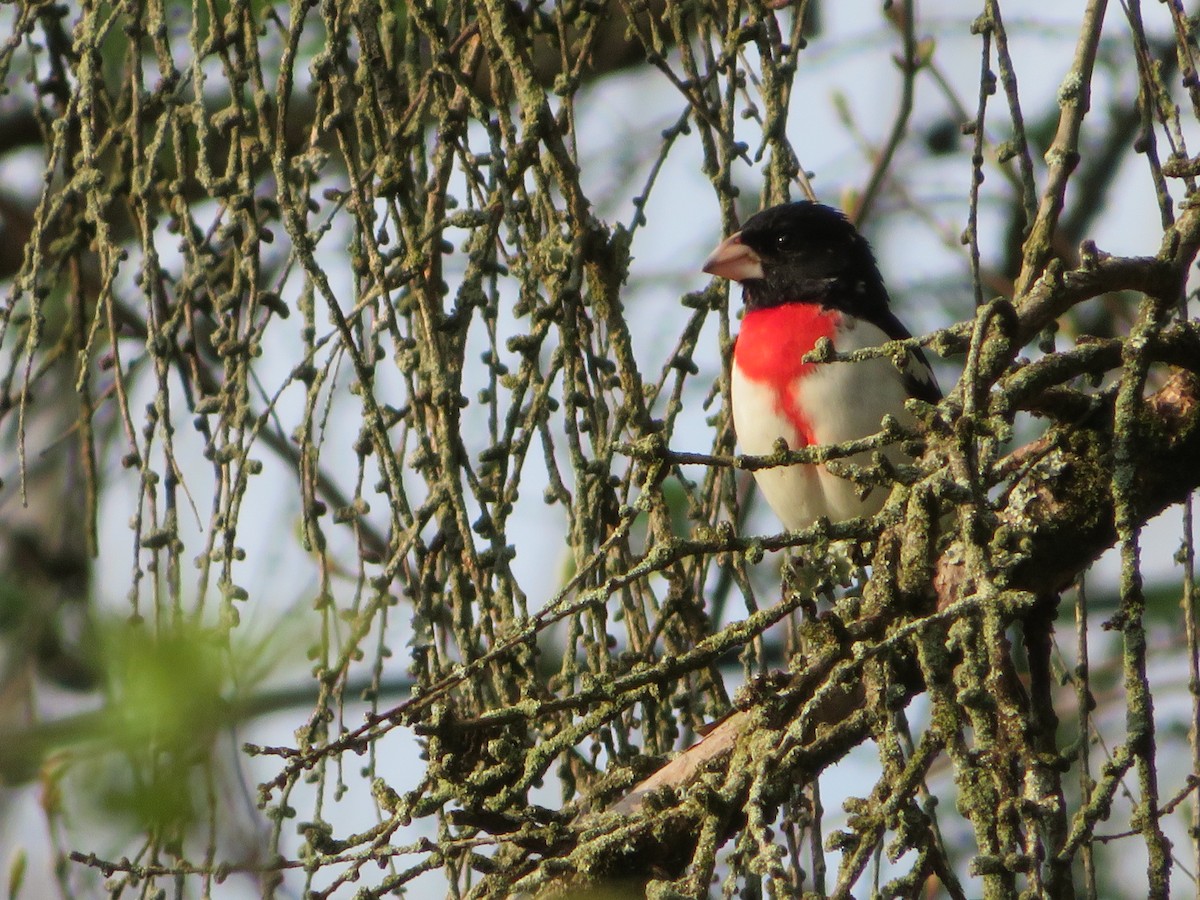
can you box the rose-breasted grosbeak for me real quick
[703,201,940,532]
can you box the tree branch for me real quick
[502,363,1200,892]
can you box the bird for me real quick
[702,201,940,532]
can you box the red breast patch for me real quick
[734,304,841,447]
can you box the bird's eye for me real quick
[774,233,791,250]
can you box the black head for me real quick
[703,201,891,318]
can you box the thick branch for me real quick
[518,366,1200,891]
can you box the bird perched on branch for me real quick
[703,201,940,532]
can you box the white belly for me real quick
[731,319,917,531]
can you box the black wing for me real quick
[874,309,942,405]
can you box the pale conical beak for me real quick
[702,232,764,282]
